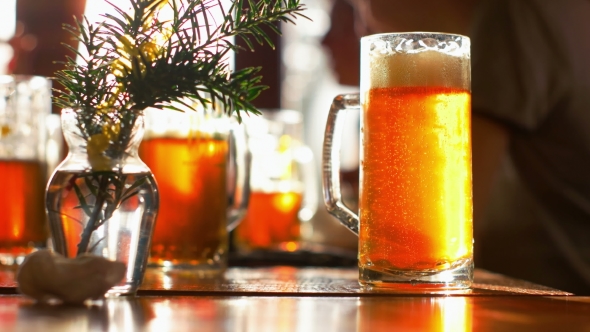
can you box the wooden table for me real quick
[0,267,589,331]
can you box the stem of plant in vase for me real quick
[70,109,143,255]
[76,174,109,256]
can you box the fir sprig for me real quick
[54,0,307,121]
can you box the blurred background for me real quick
[5,0,590,295]
[0,0,360,260]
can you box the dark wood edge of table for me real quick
[0,287,573,297]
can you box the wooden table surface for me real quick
[0,266,589,331]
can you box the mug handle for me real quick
[227,119,251,231]
[322,93,360,235]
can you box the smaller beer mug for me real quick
[323,33,473,291]
[0,75,53,265]
[235,109,317,252]
[140,100,249,274]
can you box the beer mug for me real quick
[0,75,53,265]
[323,33,473,290]
[234,109,317,252]
[140,100,249,274]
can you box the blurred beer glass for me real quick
[323,33,473,290]
[235,109,318,252]
[0,75,54,265]
[140,100,249,274]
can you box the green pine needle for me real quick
[54,0,307,119]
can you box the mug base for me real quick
[359,258,473,294]
[147,249,228,278]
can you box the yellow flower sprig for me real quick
[86,119,121,171]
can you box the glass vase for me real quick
[46,108,159,296]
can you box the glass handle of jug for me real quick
[227,119,251,231]
[322,93,360,235]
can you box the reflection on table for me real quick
[0,293,589,331]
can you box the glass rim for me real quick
[361,31,469,43]
[360,31,470,59]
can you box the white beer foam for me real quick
[143,109,201,139]
[361,34,470,90]
[365,50,470,90]
[143,107,229,140]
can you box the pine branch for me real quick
[54,0,307,124]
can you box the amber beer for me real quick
[139,136,228,266]
[360,86,472,273]
[235,191,303,250]
[0,160,48,256]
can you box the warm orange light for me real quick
[235,191,303,250]
[207,140,217,155]
[284,241,298,252]
[0,160,46,254]
[357,297,473,330]
[272,192,299,213]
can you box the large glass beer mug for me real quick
[323,33,473,291]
